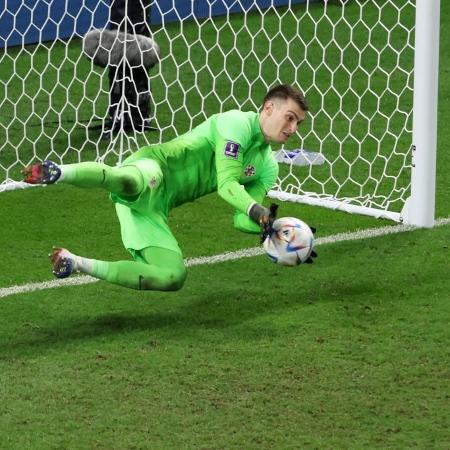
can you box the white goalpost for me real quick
[0,0,440,227]
[404,0,440,228]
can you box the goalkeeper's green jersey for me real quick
[122,109,279,233]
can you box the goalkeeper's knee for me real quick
[108,166,143,197]
[126,159,163,192]
[133,246,186,291]
[138,265,187,291]
[109,159,163,197]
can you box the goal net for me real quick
[0,0,440,225]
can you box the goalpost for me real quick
[0,0,440,227]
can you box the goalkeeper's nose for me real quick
[289,122,298,134]
[284,124,297,137]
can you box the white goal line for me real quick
[1,217,449,300]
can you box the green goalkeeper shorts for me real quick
[110,157,183,258]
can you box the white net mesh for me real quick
[0,0,416,218]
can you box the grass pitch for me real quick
[0,1,449,449]
[0,212,449,449]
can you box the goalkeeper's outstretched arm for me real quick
[233,179,270,233]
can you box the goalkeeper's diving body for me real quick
[23,84,309,291]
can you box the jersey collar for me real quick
[252,111,268,146]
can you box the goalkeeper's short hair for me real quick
[263,84,309,112]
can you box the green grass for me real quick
[0,224,449,449]
[0,1,450,449]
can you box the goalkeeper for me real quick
[23,84,308,291]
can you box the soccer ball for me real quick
[263,217,315,266]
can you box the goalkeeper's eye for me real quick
[286,114,295,122]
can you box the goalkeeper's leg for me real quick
[51,246,187,291]
[23,160,161,198]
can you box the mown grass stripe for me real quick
[1,217,449,299]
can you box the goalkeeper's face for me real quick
[261,98,306,144]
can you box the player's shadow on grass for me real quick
[2,276,385,359]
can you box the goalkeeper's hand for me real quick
[305,226,318,263]
[305,248,318,264]
[248,202,279,243]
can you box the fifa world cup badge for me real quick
[224,141,240,159]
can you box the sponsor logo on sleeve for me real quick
[224,141,240,159]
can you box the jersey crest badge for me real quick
[224,141,240,159]
[244,165,256,177]
[149,176,158,188]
